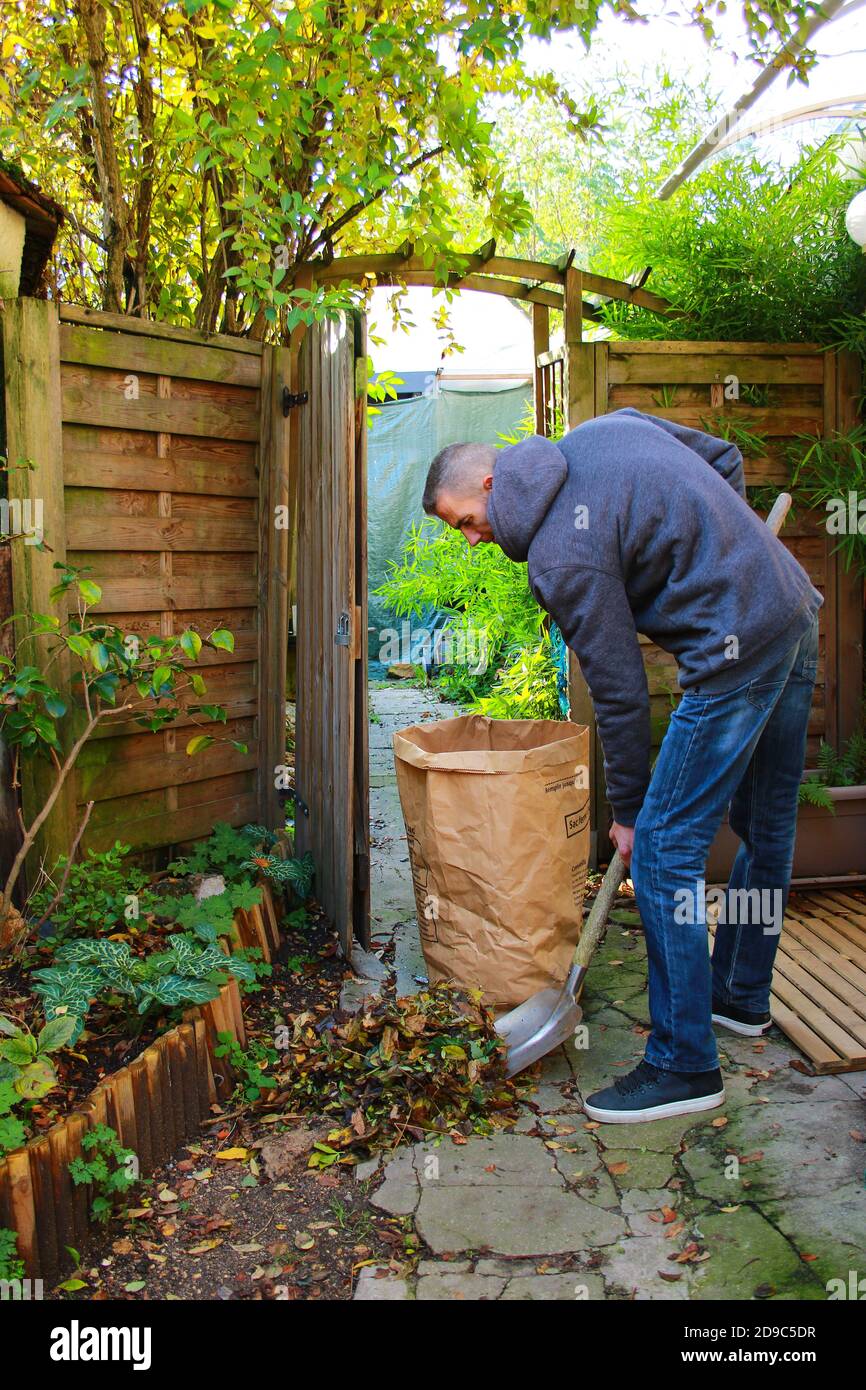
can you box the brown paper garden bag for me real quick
[393,714,590,1012]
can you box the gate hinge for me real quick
[282,387,309,416]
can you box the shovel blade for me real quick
[495,987,583,1078]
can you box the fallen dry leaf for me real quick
[671,1243,704,1264]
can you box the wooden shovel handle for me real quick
[569,489,793,978]
[572,850,627,973]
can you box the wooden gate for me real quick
[293,312,370,954]
[2,298,289,871]
[536,339,863,861]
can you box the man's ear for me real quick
[482,473,494,491]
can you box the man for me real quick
[423,408,822,1123]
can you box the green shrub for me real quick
[167,822,267,883]
[28,842,158,943]
[32,936,256,1043]
[374,516,551,709]
[68,1124,139,1223]
[789,426,866,575]
[596,138,866,346]
[214,1031,279,1103]
[474,633,562,720]
[0,1013,77,1155]
[374,390,566,719]
[154,879,264,945]
[798,715,866,812]
[0,1228,24,1281]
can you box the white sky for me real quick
[529,0,866,166]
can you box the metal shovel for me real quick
[495,491,793,1077]
[495,849,627,1076]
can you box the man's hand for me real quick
[609,821,635,869]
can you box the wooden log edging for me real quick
[0,880,280,1286]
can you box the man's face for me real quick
[435,473,495,547]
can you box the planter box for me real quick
[0,880,282,1286]
[707,786,866,883]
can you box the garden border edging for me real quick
[0,879,282,1286]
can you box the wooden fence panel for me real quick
[2,299,289,867]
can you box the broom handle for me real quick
[565,491,793,997]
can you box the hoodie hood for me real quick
[487,435,568,562]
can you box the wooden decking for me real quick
[771,890,866,1073]
[710,888,866,1073]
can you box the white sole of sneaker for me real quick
[583,1090,726,1124]
[712,1012,772,1037]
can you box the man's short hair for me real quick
[422,441,496,515]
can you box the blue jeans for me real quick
[630,615,819,1073]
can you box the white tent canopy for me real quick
[367,285,534,390]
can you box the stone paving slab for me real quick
[414,1183,628,1257]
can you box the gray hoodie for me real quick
[486,407,823,826]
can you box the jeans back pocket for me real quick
[746,679,787,712]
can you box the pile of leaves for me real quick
[267,983,520,1162]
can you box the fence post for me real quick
[532,303,549,435]
[562,276,608,865]
[832,347,864,748]
[2,297,75,887]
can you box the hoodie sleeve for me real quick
[613,408,746,499]
[532,564,651,827]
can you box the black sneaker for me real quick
[711,997,772,1037]
[583,1058,725,1124]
